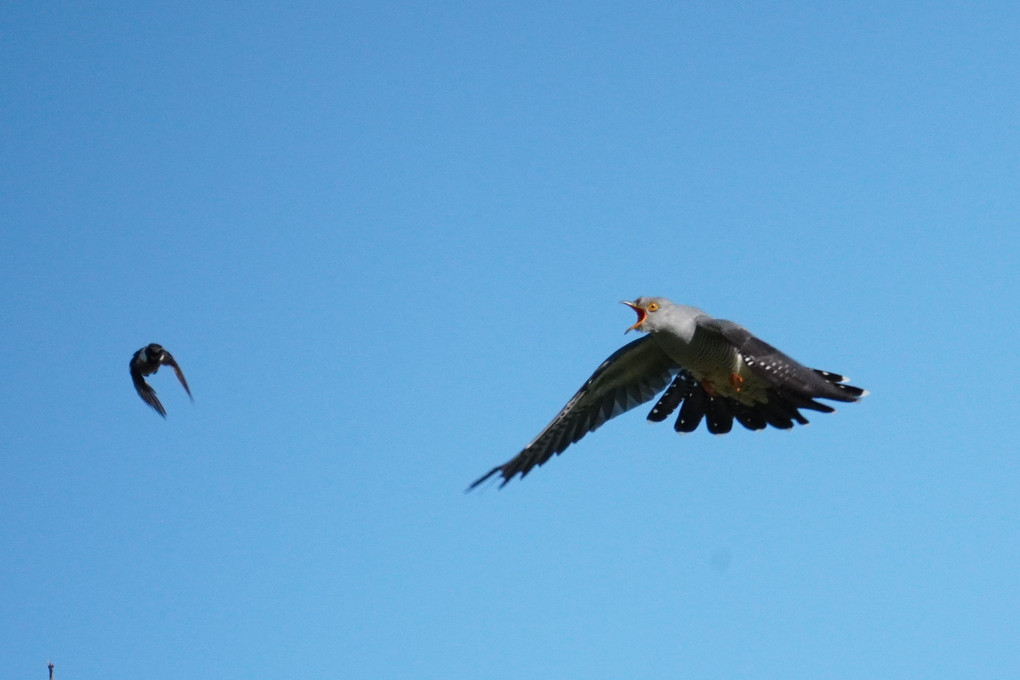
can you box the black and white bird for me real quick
[470,297,866,489]
[129,343,192,417]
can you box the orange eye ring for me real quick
[647,302,659,312]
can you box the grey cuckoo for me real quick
[470,297,866,489]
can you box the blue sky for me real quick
[2,1,1018,678]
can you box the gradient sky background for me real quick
[3,1,1019,678]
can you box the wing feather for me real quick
[674,385,706,433]
[161,351,194,401]
[646,372,693,422]
[130,365,166,418]
[704,395,734,434]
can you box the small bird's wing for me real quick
[160,351,193,401]
[470,335,679,489]
[697,318,865,402]
[130,362,166,417]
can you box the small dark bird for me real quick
[129,343,192,417]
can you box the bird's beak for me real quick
[621,300,645,333]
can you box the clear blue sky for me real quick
[2,1,1018,678]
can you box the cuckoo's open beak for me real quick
[621,300,646,333]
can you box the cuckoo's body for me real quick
[471,297,866,489]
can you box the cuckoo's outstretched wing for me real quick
[469,336,678,489]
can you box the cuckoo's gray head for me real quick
[622,297,703,336]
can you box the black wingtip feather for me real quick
[647,373,693,423]
[810,368,867,401]
[466,465,504,491]
[733,404,768,431]
[705,396,734,434]
[674,388,705,433]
